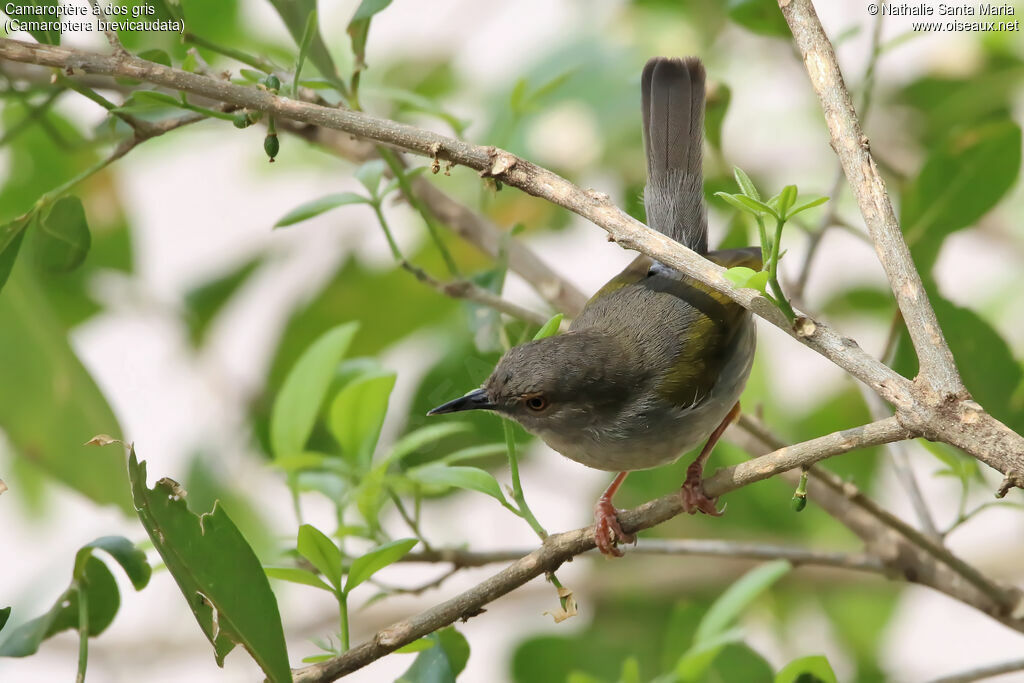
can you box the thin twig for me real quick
[87,0,128,57]
[928,657,1024,683]
[403,541,886,575]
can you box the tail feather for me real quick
[641,57,707,254]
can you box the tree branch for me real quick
[777,0,963,398]
[292,417,907,681]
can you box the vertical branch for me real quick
[777,0,964,398]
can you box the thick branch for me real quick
[292,417,906,681]
[777,0,963,398]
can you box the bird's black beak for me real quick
[427,388,495,415]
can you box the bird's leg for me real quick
[593,471,636,557]
[681,401,740,516]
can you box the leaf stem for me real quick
[376,147,459,276]
[768,218,797,322]
[184,32,278,74]
[503,420,547,539]
[337,590,350,652]
[75,585,89,683]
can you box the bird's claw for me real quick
[593,498,635,557]
[680,475,724,517]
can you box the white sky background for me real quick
[2,0,1024,681]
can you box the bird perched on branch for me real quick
[429,57,760,557]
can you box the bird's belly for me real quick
[535,396,733,472]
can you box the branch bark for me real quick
[778,0,963,398]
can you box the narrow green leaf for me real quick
[532,313,563,340]
[129,451,291,681]
[441,443,508,464]
[347,0,393,71]
[266,0,344,91]
[777,185,798,218]
[733,167,760,200]
[723,266,757,288]
[293,10,318,97]
[695,560,791,644]
[345,537,417,593]
[274,192,369,228]
[74,536,151,591]
[774,655,837,683]
[355,159,388,196]
[903,121,1021,273]
[297,524,343,590]
[787,195,829,219]
[328,370,397,467]
[240,68,267,82]
[0,218,29,294]
[264,566,334,592]
[0,607,8,634]
[675,627,745,682]
[395,638,436,654]
[270,322,359,459]
[131,90,181,107]
[387,423,472,465]
[35,196,91,273]
[408,464,510,507]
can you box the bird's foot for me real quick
[680,467,724,517]
[593,497,635,558]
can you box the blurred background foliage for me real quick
[1,0,1023,681]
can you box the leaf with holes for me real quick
[129,450,290,681]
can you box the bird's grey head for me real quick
[428,332,639,437]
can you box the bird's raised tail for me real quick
[641,57,708,255]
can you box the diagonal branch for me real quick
[292,417,907,681]
[777,0,963,398]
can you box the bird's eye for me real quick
[525,395,548,412]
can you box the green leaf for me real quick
[328,370,397,467]
[75,536,151,591]
[0,268,129,511]
[0,218,29,294]
[675,627,745,682]
[387,423,472,465]
[297,524,343,590]
[345,537,417,593]
[0,607,8,634]
[724,266,769,293]
[408,464,510,507]
[265,566,334,592]
[0,556,119,657]
[355,159,388,196]
[777,185,797,218]
[787,195,829,219]
[727,0,791,37]
[716,192,778,220]
[35,196,91,273]
[240,68,267,82]
[903,121,1021,273]
[293,9,318,96]
[396,627,469,682]
[274,192,369,228]
[347,0,394,71]
[395,638,436,654]
[695,560,791,645]
[270,322,359,459]
[705,84,732,152]
[131,90,182,107]
[137,49,172,67]
[532,313,563,340]
[128,451,290,681]
[266,0,344,91]
[733,167,761,201]
[441,443,508,464]
[184,254,264,346]
[775,655,837,683]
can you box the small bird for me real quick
[429,57,760,557]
